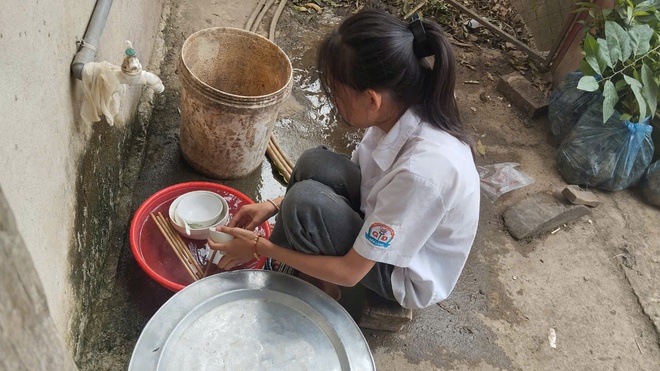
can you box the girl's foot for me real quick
[298,272,341,301]
[265,257,281,271]
[266,258,300,276]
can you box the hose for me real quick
[250,0,278,33]
[245,0,269,31]
[246,0,295,182]
[269,0,288,44]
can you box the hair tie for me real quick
[407,13,434,58]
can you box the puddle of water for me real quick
[273,14,363,161]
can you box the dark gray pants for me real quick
[270,146,395,301]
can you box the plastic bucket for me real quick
[178,27,293,179]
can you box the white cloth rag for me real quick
[81,61,124,125]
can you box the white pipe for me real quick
[71,0,114,80]
[116,69,165,94]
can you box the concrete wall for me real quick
[1,186,78,371]
[0,0,165,351]
[510,0,576,51]
[552,0,614,84]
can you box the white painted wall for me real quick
[0,0,164,344]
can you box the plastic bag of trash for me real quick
[641,161,660,206]
[556,101,654,192]
[548,72,600,145]
[477,162,535,201]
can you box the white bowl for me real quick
[168,191,229,240]
[176,192,225,228]
[208,228,234,243]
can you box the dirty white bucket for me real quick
[178,27,293,179]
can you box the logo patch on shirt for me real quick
[365,223,395,248]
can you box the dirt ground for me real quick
[78,0,660,370]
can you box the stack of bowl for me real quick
[169,191,229,240]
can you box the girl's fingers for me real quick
[245,221,259,231]
[217,256,230,270]
[228,206,254,228]
[219,226,253,240]
[207,240,219,250]
[227,212,246,228]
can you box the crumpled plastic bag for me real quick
[477,162,535,201]
[548,72,600,145]
[641,161,660,206]
[557,101,654,192]
[81,61,124,125]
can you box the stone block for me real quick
[359,290,412,332]
[562,185,603,207]
[503,193,591,240]
[497,72,548,118]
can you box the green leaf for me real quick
[641,64,658,119]
[476,140,486,157]
[580,60,596,76]
[615,79,628,91]
[633,2,656,14]
[627,5,635,24]
[603,80,619,122]
[583,34,603,74]
[624,74,648,122]
[572,3,597,13]
[617,6,628,21]
[620,113,633,121]
[578,75,600,91]
[605,21,633,62]
[629,24,654,55]
[597,38,613,68]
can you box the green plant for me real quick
[575,0,660,123]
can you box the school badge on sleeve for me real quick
[365,223,396,248]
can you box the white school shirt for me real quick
[352,109,480,309]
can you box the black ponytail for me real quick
[318,9,471,146]
[419,19,471,145]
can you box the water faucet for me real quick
[117,41,164,93]
[79,40,164,125]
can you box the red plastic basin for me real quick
[130,182,269,292]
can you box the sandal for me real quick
[264,258,297,276]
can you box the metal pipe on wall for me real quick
[71,0,114,80]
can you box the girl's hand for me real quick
[207,226,259,270]
[227,201,278,230]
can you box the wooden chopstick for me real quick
[270,136,295,173]
[150,213,199,281]
[156,212,204,277]
[152,214,192,272]
[267,137,293,181]
[203,250,218,278]
[266,142,292,181]
[153,213,202,279]
[151,213,196,278]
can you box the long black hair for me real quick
[318,9,470,145]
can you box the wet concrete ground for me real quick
[78,0,660,370]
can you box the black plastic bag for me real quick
[557,101,654,192]
[641,161,660,206]
[548,72,600,145]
